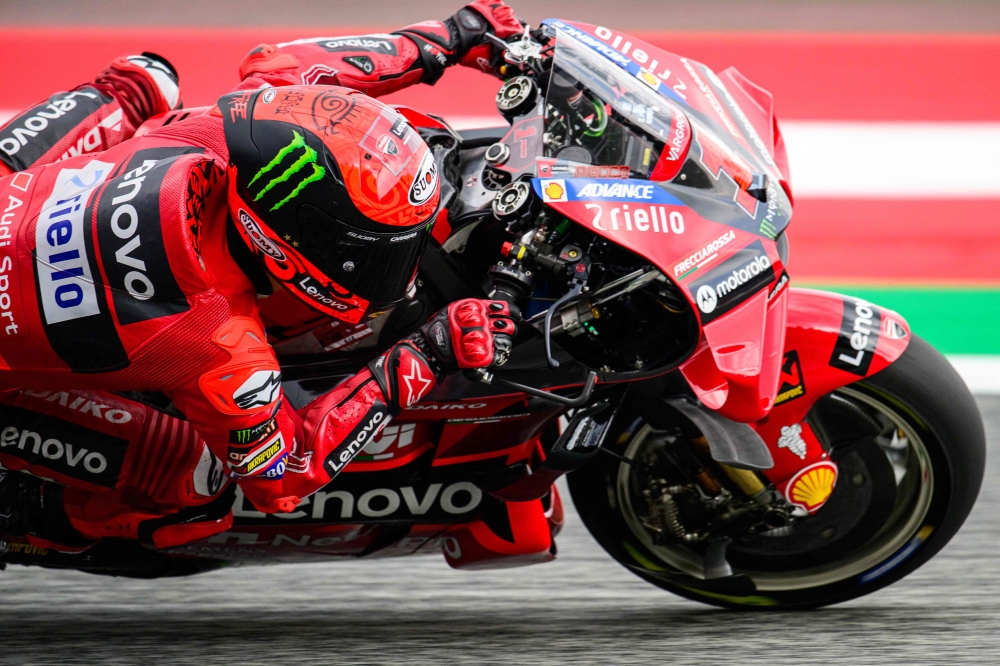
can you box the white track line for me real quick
[948,355,1000,395]
[446,117,1000,198]
[780,122,1000,198]
[3,110,998,198]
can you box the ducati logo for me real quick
[882,318,908,340]
[375,134,399,156]
[248,130,325,211]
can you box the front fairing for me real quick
[533,21,794,421]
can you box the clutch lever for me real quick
[467,367,598,408]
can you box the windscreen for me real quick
[543,31,677,178]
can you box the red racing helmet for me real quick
[220,86,440,323]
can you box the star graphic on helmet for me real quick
[402,357,433,407]
[284,235,291,240]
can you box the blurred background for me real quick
[1,0,998,385]
[2,4,1000,663]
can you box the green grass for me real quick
[798,285,1000,355]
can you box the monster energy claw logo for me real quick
[248,130,325,211]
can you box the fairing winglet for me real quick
[681,287,788,423]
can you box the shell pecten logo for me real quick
[785,461,839,514]
[636,70,661,90]
[541,179,567,203]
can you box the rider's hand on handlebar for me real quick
[416,299,517,375]
[450,0,525,77]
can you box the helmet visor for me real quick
[297,205,431,305]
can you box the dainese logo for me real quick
[248,130,325,211]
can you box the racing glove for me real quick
[394,0,525,83]
[96,52,181,126]
[369,298,516,415]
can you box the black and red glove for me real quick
[96,53,181,126]
[368,299,516,414]
[451,0,524,76]
[419,298,516,373]
[394,1,524,83]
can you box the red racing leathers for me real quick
[0,0,522,549]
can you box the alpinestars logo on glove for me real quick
[248,131,325,211]
[402,357,433,407]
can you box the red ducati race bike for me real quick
[1,21,985,610]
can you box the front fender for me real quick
[751,287,911,505]
[779,287,911,401]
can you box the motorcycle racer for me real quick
[0,0,521,552]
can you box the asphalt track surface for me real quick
[0,398,996,664]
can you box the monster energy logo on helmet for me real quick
[248,130,326,211]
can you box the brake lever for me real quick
[487,26,545,65]
[485,32,512,51]
[467,367,599,408]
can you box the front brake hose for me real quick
[543,281,584,369]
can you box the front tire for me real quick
[568,335,985,609]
